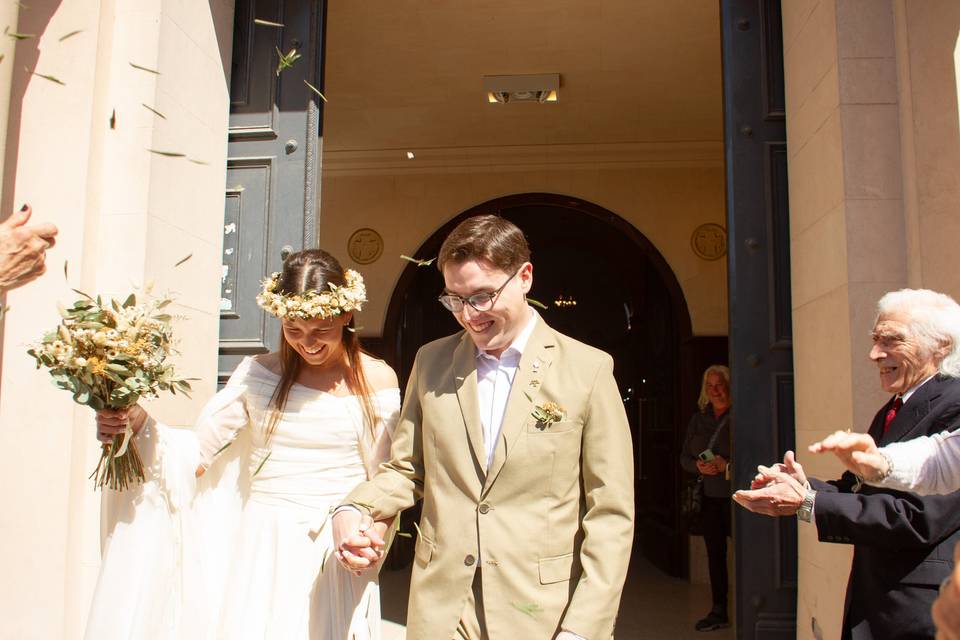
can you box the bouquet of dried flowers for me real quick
[27,291,192,490]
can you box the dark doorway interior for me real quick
[382,193,705,577]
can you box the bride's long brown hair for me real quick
[264,249,379,443]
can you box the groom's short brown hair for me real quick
[437,215,530,273]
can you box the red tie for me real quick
[883,396,903,434]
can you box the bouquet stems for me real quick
[89,435,145,491]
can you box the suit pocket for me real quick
[900,559,950,586]
[414,535,436,568]
[526,419,582,434]
[538,552,575,584]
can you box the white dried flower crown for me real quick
[256,269,367,320]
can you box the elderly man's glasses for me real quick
[438,270,518,313]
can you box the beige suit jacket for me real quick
[348,320,635,639]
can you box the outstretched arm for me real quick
[811,429,960,496]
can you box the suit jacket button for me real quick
[479,503,490,514]
[464,554,476,566]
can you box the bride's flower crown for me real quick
[256,269,367,320]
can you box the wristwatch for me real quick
[797,489,817,523]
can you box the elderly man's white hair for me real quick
[876,289,960,377]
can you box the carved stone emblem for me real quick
[347,228,384,265]
[691,223,727,261]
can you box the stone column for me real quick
[0,1,233,636]
[784,0,960,638]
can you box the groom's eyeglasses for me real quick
[438,270,518,313]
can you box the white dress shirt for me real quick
[475,308,538,470]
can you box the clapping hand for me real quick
[809,430,888,480]
[733,451,807,517]
[749,450,808,489]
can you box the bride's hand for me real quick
[95,405,148,443]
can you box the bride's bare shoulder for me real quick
[361,353,399,392]
[251,352,282,376]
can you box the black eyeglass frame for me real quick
[437,269,520,313]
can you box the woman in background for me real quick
[680,364,733,633]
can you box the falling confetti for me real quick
[147,149,186,158]
[29,69,65,85]
[5,26,34,40]
[141,103,166,119]
[400,255,436,267]
[526,297,548,310]
[275,47,301,75]
[304,79,327,102]
[129,62,160,75]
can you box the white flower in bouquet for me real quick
[27,291,194,491]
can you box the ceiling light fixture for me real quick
[406,151,415,159]
[483,73,559,104]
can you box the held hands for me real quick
[696,455,727,476]
[808,430,889,480]
[95,405,148,443]
[733,451,807,517]
[332,508,386,575]
[0,204,58,291]
[933,543,960,640]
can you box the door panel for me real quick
[721,1,796,637]
[218,0,327,382]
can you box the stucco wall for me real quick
[319,155,729,339]
[0,1,233,637]
[786,1,960,637]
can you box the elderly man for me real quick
[0,204,57,292]
[735,289,960,639]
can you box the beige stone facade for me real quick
[0,1,233,636]
[784,0,960,637]
[0,1,955,638]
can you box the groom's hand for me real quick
[332,508,384,573]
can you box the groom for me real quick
[332,215,635,639]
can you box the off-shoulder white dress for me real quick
[84,356,401,640]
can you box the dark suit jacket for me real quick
[810,375,960,640]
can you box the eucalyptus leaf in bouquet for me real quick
[27,290,194,490]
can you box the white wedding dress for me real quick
[84,356,401,640]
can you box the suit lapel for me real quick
[482,321,556,495]
[882,375,943,444]
[453,333,487,472]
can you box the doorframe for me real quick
[381,192,704,576]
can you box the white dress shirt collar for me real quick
[475,306,539,362]
[474,308,539,470]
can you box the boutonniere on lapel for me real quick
[532,401,565,430]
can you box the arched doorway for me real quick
[382,193,720,579]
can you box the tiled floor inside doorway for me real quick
[380,555,735,639]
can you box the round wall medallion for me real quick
[691,223,727,261]
[347,228,384,265]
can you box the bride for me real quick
[85,249,400,639]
